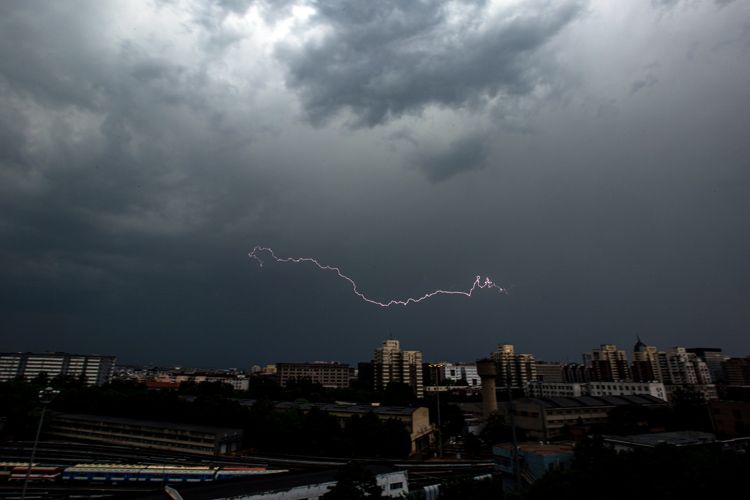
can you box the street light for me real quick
[21,386,59,500]
[428,363,444,457]
[504,364,519,491]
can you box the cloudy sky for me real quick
[1,0,748,367]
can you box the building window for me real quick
[390,482,403,490]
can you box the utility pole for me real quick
[21,386,59,500]
[507,379,520,491]
[501,358,520,491]
[428,363,444,457]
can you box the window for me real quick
[390,482,403,490]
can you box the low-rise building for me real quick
[527,382,584,398]
[173,373,250,391]
[499,395,668,440]
[587,381,667,400]
[116,367,250,391]
[49,414,243,455]
[527,381,668,401]
[276,362,354,389]
[273,402,432,455]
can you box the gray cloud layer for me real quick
[278,0,584,127]
[1,1,749,366]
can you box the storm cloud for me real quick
[1,1,749,367]
[277,0,585,126]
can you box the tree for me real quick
[481,412,526,447]
[670,385,712,432]
[382,381,416,406]
[321,461,383,499]
[380,418,412,458]
[302,407,345,456]
[526,435,750,500]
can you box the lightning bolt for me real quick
[248,245,507,307]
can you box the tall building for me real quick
[686,347,725,384]
[632,337,661,382]
[658,347,712,385]
[723,357,750,386]
[373,340,423,398]
[0,352,115,386]
[535,361,564,383]
[491,344,537,389]
[562,362,590,383]
[583,344,632,382]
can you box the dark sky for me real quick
[1,0,749,367]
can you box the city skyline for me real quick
[3,336,740,371]
[1,1,749,367]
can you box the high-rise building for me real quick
[491,344,537,389]
[632,337,661,382]
[722,357,750,386]
[562,362,590,383]
[373,340,423,398]
[535,361,564,383]
[583,344,632,382]
[0,352,115,386]
[658,347,712,385]
[686,347,725,384]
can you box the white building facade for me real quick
[440,363,481,388]
[0,352,115,386]
[527,381,668,401]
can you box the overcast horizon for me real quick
[2,0,749,367]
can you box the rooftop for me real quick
[53,413,243,436]
[603,431,716,448]
[494,441,575,456]
[273,401,420,416]
[519,394,667,409]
